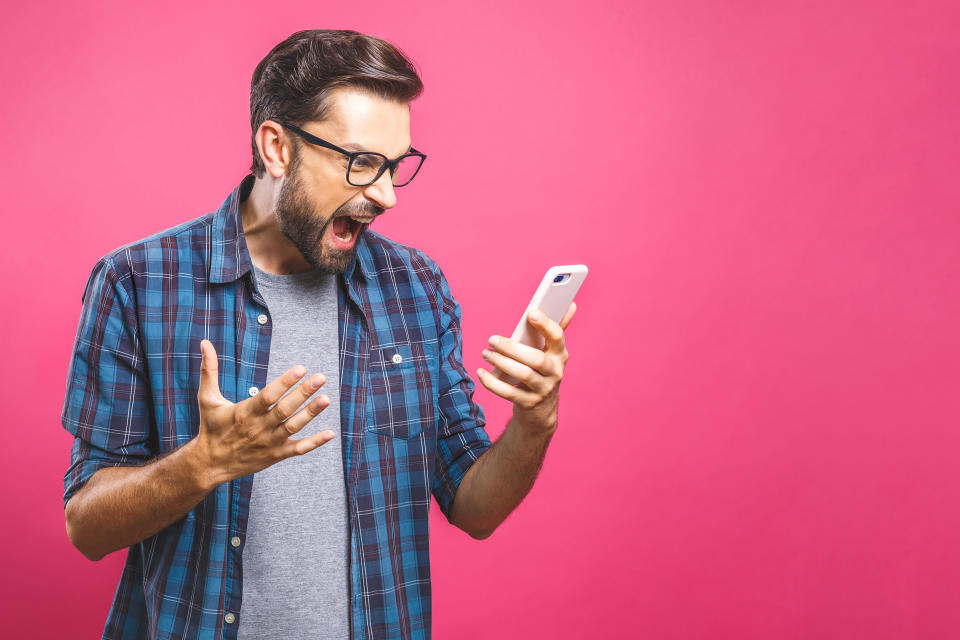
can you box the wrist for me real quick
[509,413,557,443]
[183,436,228,493]
[512,407,558,439]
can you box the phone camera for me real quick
[553,274,569,283]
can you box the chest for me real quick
[136,271,441,449]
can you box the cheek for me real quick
[313,155,349,184]
[301,174,347,214]
[314,166,355,204]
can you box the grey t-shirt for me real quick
[237,265,350,640]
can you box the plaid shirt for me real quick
[61,173,492,639]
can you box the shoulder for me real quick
[85,212,216,298]
[362,227,444,284]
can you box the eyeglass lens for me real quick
[349,153,422,186]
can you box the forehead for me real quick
[320,86,411,156]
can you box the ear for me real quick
[256,120,293,179]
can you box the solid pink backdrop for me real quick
[2,1,958,638]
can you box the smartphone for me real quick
[491,264,588,386]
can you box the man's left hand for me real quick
[476,302,577,436]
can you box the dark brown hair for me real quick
[248,29,424,178]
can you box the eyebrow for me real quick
[342,142,413,158]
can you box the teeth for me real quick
[335,229,353,242]
[349,215,373,223]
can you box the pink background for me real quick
[1,1,958,638]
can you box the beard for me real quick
[274,150,382,275]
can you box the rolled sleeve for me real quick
[429,261,492,520]
[61,257,154,508]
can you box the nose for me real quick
[362,167,397,210]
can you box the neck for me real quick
[240,175,312,275]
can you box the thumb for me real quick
[198,339,225,403]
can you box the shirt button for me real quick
[248,386,259,397]
[224,613,236,624]
[257,313,268,325]
[231,536,241,548]
[392,353,403,365]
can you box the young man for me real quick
[62,29,575,640]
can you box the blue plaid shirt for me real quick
[62,173,492,639]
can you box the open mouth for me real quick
[331,215,360,243]
[330,214,374,248]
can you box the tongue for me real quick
[332,216,351,237]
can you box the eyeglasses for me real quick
[277,121,427,187]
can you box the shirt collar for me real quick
[208,173,375,284]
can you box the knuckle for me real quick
[234,403,250,423]
[257,393,274,412]
[272,404,291,423]
[242,425,259,446]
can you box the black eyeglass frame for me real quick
[276,120,427,187]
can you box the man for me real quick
[62,29,576,640]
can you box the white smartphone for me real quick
[491,264,588,386]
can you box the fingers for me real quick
[475,367,541,408]
[251,365,309,414]
[279,429,336,458]
[267,373,327,426]
[559,301,577,330]
[198,339,226,404]
[525,309,566,354]
[481,348,550,395]
[486,334,558,377]
[274,392,332,437]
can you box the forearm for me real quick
[448,416,556,539]
[65,437,221,561]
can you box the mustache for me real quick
[318,206,382,236]
[335,206,383,218]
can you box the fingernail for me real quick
[293,365,306,377]
[309,374,322,389]
[481,349,491,360]
[529,310,540,321]
[489,335,500,346]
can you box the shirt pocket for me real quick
[366,340,438,439]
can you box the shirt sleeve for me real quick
[429,261,493,521]
[61,256,154,509]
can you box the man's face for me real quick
[274,86,412,274]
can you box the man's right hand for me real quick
[193,339,334,486]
